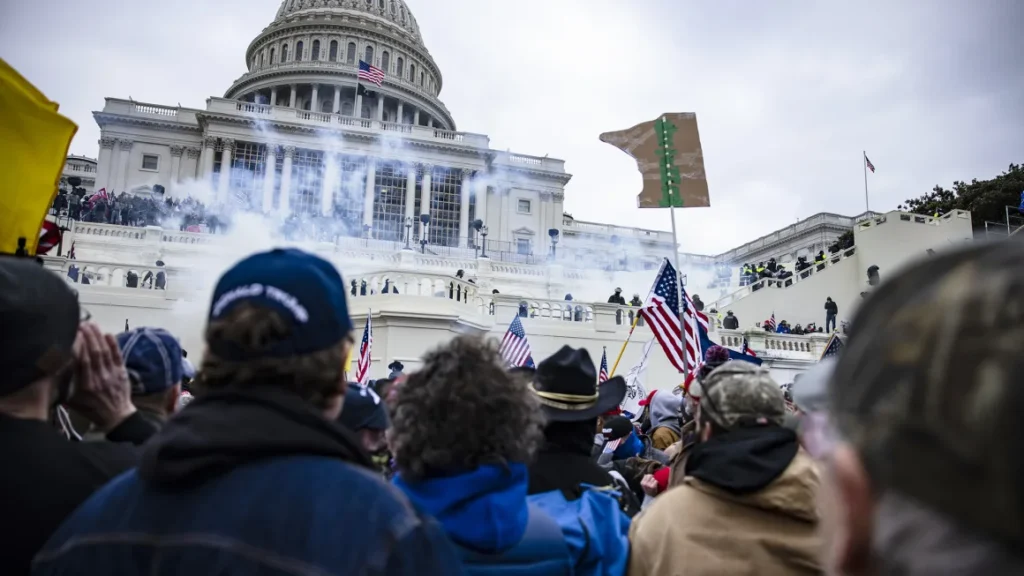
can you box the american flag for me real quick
[640,258,708,375]
[864,153,875,173]
[820,333,844,360]
[742,336,757,357]
[766,313,777,332]
[67,241,76,260]
[356,314,373,385]
[358,60,385,87]
[499,316,534,368]
[598,348,609,383]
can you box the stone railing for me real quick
[715,212,873,263]
[208,97,489,148]
[491,150,567,174]
[709,246,857,310]
[55,258,180,291]
[718,329,832,360]
[64,164,97,174]
[347,272,479,304]
[100,99,200,125]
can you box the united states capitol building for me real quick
[54,0,977,388]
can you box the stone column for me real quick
[362,159,377,230]
[413,109,420,126]
[270,87,278,106]
[116,139,133,193]
[201,136,217,182]
[169,145,184,197]
[458,169,471,247]
[376,95,384,121]
[311,84,319,112]
[96,137,116,192]
[397,101,404,124]
[217,139,234,201]
[419,164,433,218]
[262,145,278,212]
[333,86,341,114]
[428,117,434,128]
[280,146,295,214]
[289,84,297,108]
[186,147,201,180]
[475,178,488,230]
[403,163,417,223]
[320,153,335,217]
[354,88,363,119]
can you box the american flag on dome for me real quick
[598,348,609,383]
[820,333,844,361]
[499,316,535,368]
[766,312,777,332]
[358,60,385,87]
[640,258,708,375]
[355,314,373,385]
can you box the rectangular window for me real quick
[228,142,267,211]
[427,167,462,247]
[516,238,531,255]
[517,199,531,214]
[141,154,159,171]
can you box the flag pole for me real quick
[609,309,641,376]
[862,150,870,213]
[670,204,689,382]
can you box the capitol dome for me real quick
[225,0,454,129]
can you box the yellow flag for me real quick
[344,344,354,380]
[0,58,78,256]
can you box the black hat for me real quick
[533,346,626,422]
[601,415,634,441]
[387,360,404,372]
[0,257,80,395]
[338,383,389,432]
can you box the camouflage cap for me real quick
[698,361,786,430]
[829,239,1024,552]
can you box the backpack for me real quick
[527,487,630,576]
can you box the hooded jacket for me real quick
[628,427,822,576]
[34,386,464,576]
[647,393,682,451]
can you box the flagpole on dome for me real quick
[863,150,870,213]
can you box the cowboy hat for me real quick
[532,346,626,422]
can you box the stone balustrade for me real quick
[710,246,857,310]
[346,271,479,305]
[55,257,180,291]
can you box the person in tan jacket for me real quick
[628,361,823,576]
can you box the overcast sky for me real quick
[2,0,1021,254]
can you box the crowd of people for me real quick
[51,190,217,232]
[2,238,1022,575]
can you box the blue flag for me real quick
[697,324,762,366]
[1018,190,1023,213]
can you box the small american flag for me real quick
[820,333,844,360]
[499,316,534,368]
[356,314,373,385]
[358,60,385,87]
[640,258,709,375]
[742,336,757,357]
[864,153,875,173]
[67,241,76,260]
[766,313,777,332]
[598,348,609,383]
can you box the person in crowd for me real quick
[645,391,683,451]
[815,250,827,271]
[350,278,358,296]
[866,264,880,286]
[600,415,667,466]
[116,326,183,428]
[691,293,704,312]
[564,293,573,301]
[792,323,805,335]
[34,248,463,576]
[795,241,1024,575]
[338,383,391,477]
[608,287,626,305]
[0,258,158,575]
[630,361,822,575]
[154,261,166,290]
[776,320,792,334]
[824,296,838,332]
[629,293,642,307]
[390,336,570,574]
[722,310,739,329]
[387,359,404,379]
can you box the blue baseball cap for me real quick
[208,248,353,359]
[116,327,184,395]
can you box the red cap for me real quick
[638,390,659,407]
[602,406,622,417]
[653,466,671,493]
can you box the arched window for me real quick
[378,0,385,10]
[346,42,356,64]
[409,63,415,81]
[329,40,338,61]
[396,57,403,78]
[270,47,276,64]
[312,40,320,61]
[364,45,374,64]
[381,51,390,72]
[282,44,289,62]
[296,41,304,61]
[400,6,405,22]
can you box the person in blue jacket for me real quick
[391,336,572,575]
[33,249,465,576]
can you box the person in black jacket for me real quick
[722,310,740,330]
[0,258,157,575]
[608,287,626,305]
[824,297,839,332]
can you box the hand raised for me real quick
[67,322,136,431]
